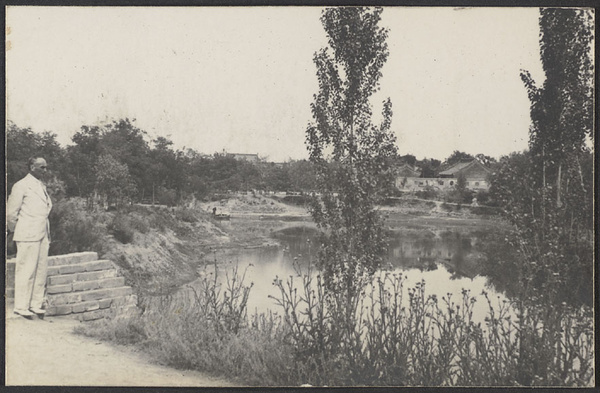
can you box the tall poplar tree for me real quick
[494,7,594,310]
[520,8,594,211]
[306,7,398,293]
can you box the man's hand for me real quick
[6,230,17,257]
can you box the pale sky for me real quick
[6,6,546,162]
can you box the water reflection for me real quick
[386,230,481,279]
[195,226,506,324]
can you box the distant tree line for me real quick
[8,117,507,210]
[6,119,319,208]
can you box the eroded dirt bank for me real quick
[102,195,504,295]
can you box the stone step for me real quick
[47,277,126,295]
[47,269,119,286]
[47,286,134,306]
[47,260,115,277]
[76,303,140,322]
[47,252,99,267]
[7,252,137,322]
[47,294,138,316]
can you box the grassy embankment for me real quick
[49,194,307,295]
[71,194,593,386]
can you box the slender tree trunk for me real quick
[556,163,562,208]
[575,155,586,194]
[76,169,81,196]
[540,146,547,241]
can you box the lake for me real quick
[182,224,511,324]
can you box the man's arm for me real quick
[6,182,25,232]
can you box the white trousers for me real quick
[14,236,49,312]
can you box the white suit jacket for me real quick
[6,173,53,242]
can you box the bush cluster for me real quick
[48,199,107,256]
[173,207,199,223]
[109,216,136,244]
[414,186,438,200]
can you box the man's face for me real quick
[30,158,48,181]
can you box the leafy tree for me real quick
[67,125,103,200]
[455,173,468,200]
[67,119,152,204]
[488,15,594,384]
[398,154,417,166]
[490,11,594,382]
[94,154,137,208]
[520,8,593,210]
[207,154,244,192]
[262,164,291,192]
[148,136,181,204]
[475,153,496,167]
[443,150,474,167]
[237,160,262,191]
[417,158,441,178]
[100,119,151,200]
[287,160,317,192]
[7,123,41,190]
[306,7,398,292]
[6,122,66,192]
[515,7,594,303]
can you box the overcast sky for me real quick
[6,6,546,162]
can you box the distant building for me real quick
[438,160,491,190]
[396,159,491,191]
[396,163,422,178]
[395,164,422,189]
[228,153,260,163]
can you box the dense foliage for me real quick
[7,119,492,207]
[491,8,594,308]
[487,9,594,384]
[6,119,321,207]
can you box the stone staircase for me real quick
[6,252,138,321]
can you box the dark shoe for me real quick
[30,308,46,319]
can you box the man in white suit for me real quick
[7,157,53,319]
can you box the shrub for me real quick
[129,215,150,234]
[156,186,177,207]
[474,190,490,205]
[48,199,106,255]
[440,202,454,212]
[414,186,438,200]
[109,216,135,244]
[75,315,148,346]
[281,195,309,206]
[174,208,199,223]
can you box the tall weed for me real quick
[271,266,594,386]
[79,262,594,387]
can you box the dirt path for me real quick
[5,306,237,387]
